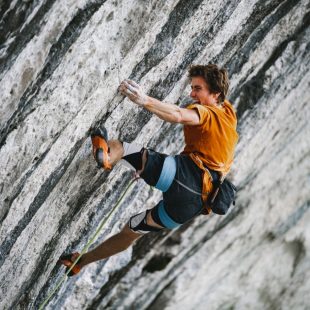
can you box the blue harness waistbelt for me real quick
[157,201,181,229]
[154,156,181,229]
[155,156,176,192]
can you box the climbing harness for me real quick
[38,177,139,310]
[174,178,202,196]
[154,156,176,192]
[157,201,181,229]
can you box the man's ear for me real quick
[213,92,221,102]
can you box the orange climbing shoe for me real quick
[58,252,82,277]
[91,127,112,170]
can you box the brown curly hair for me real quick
[188,64,229,103]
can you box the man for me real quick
[59,64,238,276]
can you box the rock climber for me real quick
[59,64,238,276]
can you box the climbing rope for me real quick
[39,177,139,310]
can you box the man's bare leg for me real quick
[107,140,124,166]
[77,142,154,268]
[107,139,147,173]
[78,224,142,268]
[79,212,163,268]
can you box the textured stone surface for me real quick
[0,0,309,309]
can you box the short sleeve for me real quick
[187,104,210,125]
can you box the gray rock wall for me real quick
[0,0,309,309]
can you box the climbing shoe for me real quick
[91,127,112,170]
[58,252,82,277]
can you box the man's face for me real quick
[190,76,220,106]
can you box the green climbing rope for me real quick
[39,177,139,310]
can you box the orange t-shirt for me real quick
[182,100,238,174]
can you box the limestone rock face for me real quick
[0,0,309,309]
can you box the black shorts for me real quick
[139,150,207,228]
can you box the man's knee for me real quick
[120,223,142,241]
[146,210,164,229]
[128,210,164,235]
[120,142,145,171]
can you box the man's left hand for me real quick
[118,80,148,106]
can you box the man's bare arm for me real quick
[119,79,200,125]
[144,96,200,125]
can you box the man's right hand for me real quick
[118,79,148,106]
